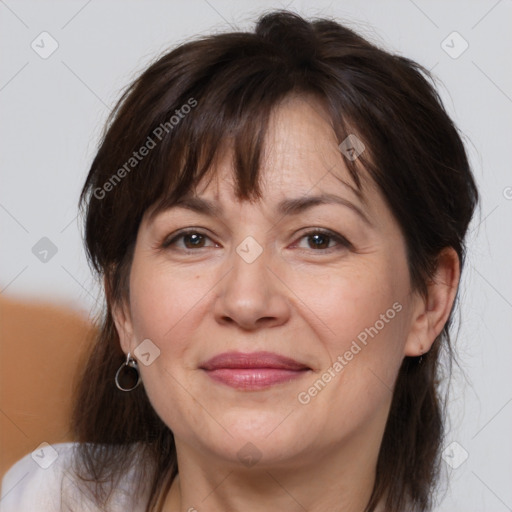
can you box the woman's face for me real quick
[114,95,425,470]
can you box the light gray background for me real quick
[1,1,511,510]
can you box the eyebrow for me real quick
[157,193,372,226]
[275,194,371,225]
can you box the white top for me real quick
[0,443,148,512]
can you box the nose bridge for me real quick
[213,227,289,329]
[228,232,272,302]
[226,201,272,282]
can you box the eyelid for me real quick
[292,228,353,251]
[161,228,217,249]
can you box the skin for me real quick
[112,95,460,512]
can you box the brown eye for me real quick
[307,233,331,250]
[162,230,216,250]
[294,229,352,252]
[182,232,206,249]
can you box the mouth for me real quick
[199,351,311,391]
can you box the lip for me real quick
[199,351,311,390]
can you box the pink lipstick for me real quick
[199,351,310,390]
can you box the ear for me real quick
[104,275,135,355]
[404,247,460,357]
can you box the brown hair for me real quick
[72,10,478,512]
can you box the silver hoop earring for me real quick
[115,352,141,391]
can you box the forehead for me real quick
[195,95,368,202]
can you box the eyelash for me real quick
[161,228,352,254]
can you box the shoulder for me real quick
[0,442,148,512]
[0,442,77,511]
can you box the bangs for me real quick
[145,95,346,227]
[130,41,367,225]
[145,66,289,223]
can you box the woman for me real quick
[0,10,478,512]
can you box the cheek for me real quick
[290,259,410,402]
[128,259,210,344]
[126,262,211,432]
[293,258,408,346]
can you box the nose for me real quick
[213,241,291,331]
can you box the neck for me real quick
[161,428,387,512]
